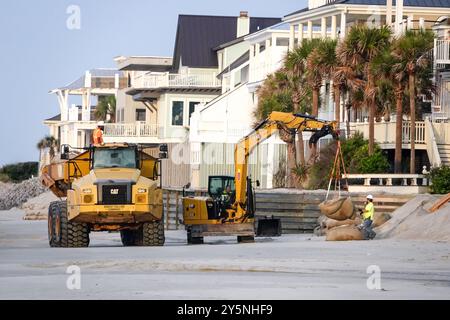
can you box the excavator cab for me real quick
[203,176,236,220]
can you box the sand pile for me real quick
[0,178,47,211]
[376,194,450,241]
[22,191,59,220]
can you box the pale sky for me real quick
[0,0,306,166]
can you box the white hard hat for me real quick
[367,194,373,200]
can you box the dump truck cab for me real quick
[42,143,168,247]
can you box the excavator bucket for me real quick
[256,216,282,237]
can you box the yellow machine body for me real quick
[182,112,338,243]
[41,143,163,231]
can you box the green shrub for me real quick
[351,145,390,173]
[0,162,38,182]
[306,134,390,189]
[429,166,450,194]
[0,173,10,183]
[291,163,309,188]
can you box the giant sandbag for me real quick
[326,217,361,230]
[319,197,355,221]
[318,198,346,215]
[326,225,364,241]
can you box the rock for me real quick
[0,178,47,211]
[326,225,364,241]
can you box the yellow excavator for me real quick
[41,143,168,247]
[182,111,339,244]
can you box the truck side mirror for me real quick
[159,144,168,152]
[182,182,191,197]
[61,145,70,160]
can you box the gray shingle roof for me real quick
[172,15,280,69]
[285,0,450,17]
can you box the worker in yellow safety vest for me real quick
[93,123,104,146]
[360,194,376,240]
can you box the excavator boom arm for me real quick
[234,111,338,218]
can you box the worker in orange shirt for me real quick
[93,123,105,146]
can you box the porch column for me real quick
[307,20,313,40]
[255,43,260,57]
[331,15,337,39]
[57,90,69,121]
[297,23,304,44]
[321,17,327,38]
[386,0,393,26]
[407,14,414,30]
[340,12,346,39]
[395,0,404,36]
[419,17,425,30]
[265,38,271,53]
[82,90,91,122]
[289,24,295,51]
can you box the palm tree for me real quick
[393,29,434,173]
[371,48,408,173]
[95,95,116,122]
[284,39,319,165]
[37,135,59,161]
[338,25,392,155]
[305,39,337,117]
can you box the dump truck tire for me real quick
[120,229,143,246]
[142,219,165,246]
[56,201,90,248]
[48,201,60,247]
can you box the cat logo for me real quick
[110,188,119,195]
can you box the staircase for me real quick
[438,144,450,166]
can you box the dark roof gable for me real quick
[172,14,280,69]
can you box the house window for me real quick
[276,37,289,47]
[172,101,184,126]
[136,108,146,121]
[189,102,200,125]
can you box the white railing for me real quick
[103,123,158,137]
[433,79,450,120]
[402,121,425,144]
[350,120,426,145]
[343,174,430,194]
[435,39,450,65]
[133,72,220,88]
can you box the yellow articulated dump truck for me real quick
[41,143,168,248]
